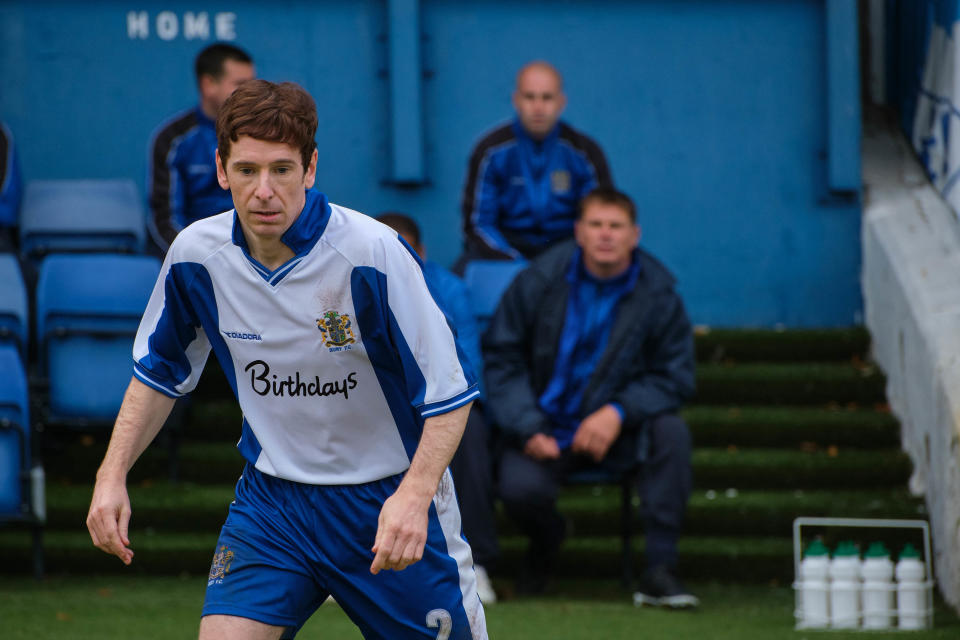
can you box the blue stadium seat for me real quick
[0,342,29,516]
[36,254,160,425]
[0,341,45,578]
[0,254,28,360]
[462,259,527,333]
[19,179,145,259]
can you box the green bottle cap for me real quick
[865,541,889,558]
[900,543,920,559]
[833,541,859,557]
[804,540,829,557]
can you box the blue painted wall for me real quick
[0,0,863,327]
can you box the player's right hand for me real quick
[86,479,134,565]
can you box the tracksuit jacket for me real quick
[460,119,612,260]
[147,106,235,251]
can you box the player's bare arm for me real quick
[86,377,176,565]
[370,401,473,574]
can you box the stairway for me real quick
[0,328,924,585]
[521,327,922,586]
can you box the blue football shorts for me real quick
[202,464,487,639]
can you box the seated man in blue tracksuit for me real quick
[483,187,699,607]
[375,212,500,605]
[147,43,255,253]
[455,61,612,271]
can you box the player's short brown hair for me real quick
[217,79,317,172]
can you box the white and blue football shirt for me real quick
[132,189,479,485]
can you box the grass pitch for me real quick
[1,575,958,639]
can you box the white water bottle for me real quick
[861,541,894,629]
[896,543,926,630]
[829,541,861,628]
[798,539,830,628]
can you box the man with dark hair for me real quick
[376,212,500,603]
[484,187,698,607]
[456,61,613,269]
[0,121,22,251]
[147,42,255,253]
[88,80,488,639]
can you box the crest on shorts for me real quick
[317,310,356,348]
[208,545,234,583]
[550,169,571,194]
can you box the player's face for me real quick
[512,67,566,140]
[205,60,255,113]
[216,136,317,246]
[575,201,640,278]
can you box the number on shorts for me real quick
[426,608,452,640]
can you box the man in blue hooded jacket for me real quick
[483,187,698,607]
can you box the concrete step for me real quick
[693,327,870,363]
[181,402,900,448]
[38,479,923,541]
[39,439,913,490]
[685,405,898,449]
[695,362,886,405]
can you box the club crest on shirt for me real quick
[208,545,234,585]
[317,310,356,351]
[551,169,571,194]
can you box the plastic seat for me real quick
[0,254,27,359]
[19,179,145,259]
[0,340,45,578]
[36,254,160,425]
[462,259,527,333]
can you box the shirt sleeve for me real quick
[382,240,480,418]
[574,132,613,201]
[132,248,212,397]
[462,145,523,259]
[440,274,484,397]
[424,263,485,401]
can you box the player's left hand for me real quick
[370,483,432,574]
[571,404,622,462]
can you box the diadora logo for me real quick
[223,330,262,341]
[317,310,356,352]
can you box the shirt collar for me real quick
[194,105,216,127]
[231,189,332,257]
[512,117,561,146]
[567,246,642,288]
